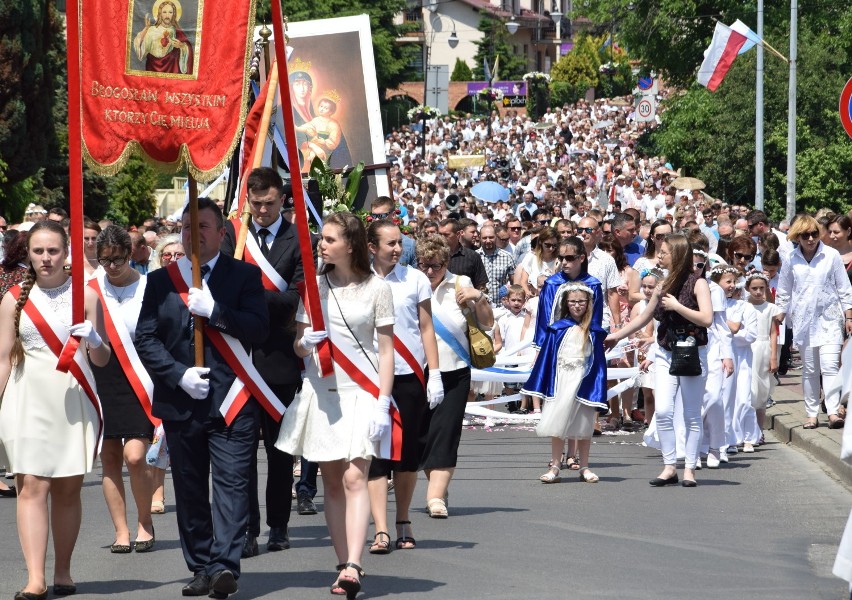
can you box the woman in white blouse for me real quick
[416,235,493,518]
[775,214,852,429]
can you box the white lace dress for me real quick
[535,327,596,440]
[0,279,100,477]
[276,274,394,462]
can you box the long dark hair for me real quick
[1,231,28,270]
[643,218,672,259]
[598,233,626,271]
[320,212,371,278]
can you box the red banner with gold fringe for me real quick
[79,0,256,178]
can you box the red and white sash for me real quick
[312,289,402,461]
[165,260,286,424]
[393,327,425,388]
[230,218,288,293]
[87,275,160,427]
[9,284,103,460]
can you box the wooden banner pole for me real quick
[188,174,204,367]
[66,0,85,325]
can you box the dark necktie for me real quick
[189,264,211,341]
[257,228,270,257]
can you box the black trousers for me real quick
[247,383,299,536]
[164,401,259,578]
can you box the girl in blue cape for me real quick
[521,237,607,483]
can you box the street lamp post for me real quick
[421,7,458,161]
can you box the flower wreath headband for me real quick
[708,265,741,278]
[639,268,664,280]
[692,249,708,258]
[745,271,770,285]
[562,283,594,296]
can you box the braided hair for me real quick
[11,221,69,367]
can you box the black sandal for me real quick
[330,564,346,596]
[337,563,364,600]
[395,520,416,549]
[368,531,391,554]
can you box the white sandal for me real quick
[578,467,599,483]
[539,466,561,484]
[426,498,448,518]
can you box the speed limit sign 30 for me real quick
[636,98,655,122]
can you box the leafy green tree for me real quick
[550,34,599,104]
[450,58,473,82]
[103,156,158,226]
[256,0,418,96]
[471,14,526,81]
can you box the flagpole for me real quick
[187,174,204,367]
[234,62,279,260]
[786,0,798,221]
[269,0,333,377]
[66,0,84,326]
[755,0,764,210]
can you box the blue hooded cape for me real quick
[521,271,608,411]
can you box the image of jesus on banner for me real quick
[133,0,193,75]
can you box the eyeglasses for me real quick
[536,219,551,225]
[98,256,128,267]
[418,262,445,272]
[509,226,522,231]
[577,227,597,234]
[799,230,821,240]
[566,300,588,305]
[694,262,705,270]
[161,251,185,260]
[559,255,579,262]
[733,252,755,261]
[541,242,557,250]
[653,233,669,241]
[371,211,392,220]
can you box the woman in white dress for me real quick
[514,226,559,297]
[366,220,442,553]
[0,220,110,599]
[275,212,395,600]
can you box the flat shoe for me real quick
[649,474,679,487]
[53,583,77,596]
[426,497,448,518]
[110,542,132,554]
[0,485,17,497]
[578,468,599,483]
[14,591,48,600]
[150,500,166,514]
[681,479,698,488]
[829,417,845,429]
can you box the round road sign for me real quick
[638,76,654,91]
[637,99,653,119]
[841,76,852,139]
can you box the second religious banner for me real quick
[80,0,256,177]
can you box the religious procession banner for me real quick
[80,0,256,177]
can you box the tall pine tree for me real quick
[472,13,526,81]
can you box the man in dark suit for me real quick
[135,197,269,599]
[220,167,310,557]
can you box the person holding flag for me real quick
[0,220,110,599]
[134,198,271,599]
[88,226,157,555]
[221,167,306,557]
[275,212,396,600]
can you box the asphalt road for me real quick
[0,422,848,600]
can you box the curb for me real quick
[767,372,852,487]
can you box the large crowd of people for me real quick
[0,96,851,599]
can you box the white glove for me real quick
[69,320,102,348]
[187,284,215,319]
[299,327,328,350]
[427,370,444,410]
[368,394,392,442]
[179,367,211,400]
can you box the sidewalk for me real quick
[768,370,852,487]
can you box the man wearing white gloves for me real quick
[135,197,269,599]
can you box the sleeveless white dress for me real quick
[0,279,100,477]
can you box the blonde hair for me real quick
[787,214,820,242]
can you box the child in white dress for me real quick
[747,272,781,440]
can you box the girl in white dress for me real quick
[746,272,781,441]
[0,221,110,598]
[537,284,600,484]
[633,269,663,426]
[275,213,395,600]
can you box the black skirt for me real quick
[369,372,429,477]
[420,367,471,470]
[92,352,155,440]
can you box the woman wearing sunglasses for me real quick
[725,236,758,275]
[775,214,852,430]
[514,226,559,297]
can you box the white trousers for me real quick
[701,356,726,454]
[802,343,842,418]
[654,346,708,469]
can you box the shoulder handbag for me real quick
[666,325,701,377]
[455,277,496,369]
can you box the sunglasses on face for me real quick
[559,254,579,262]
[653,233,668,241]
[733,252,755,261]
[541,242,557,250]
[371,211,392,220]
[799,230,820,240]
[98,256,128,267]
[161,251,185,260]
[509,226,522,231]
[577,227,597,234]
[694,262,705,270]
[536,219,550,225]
